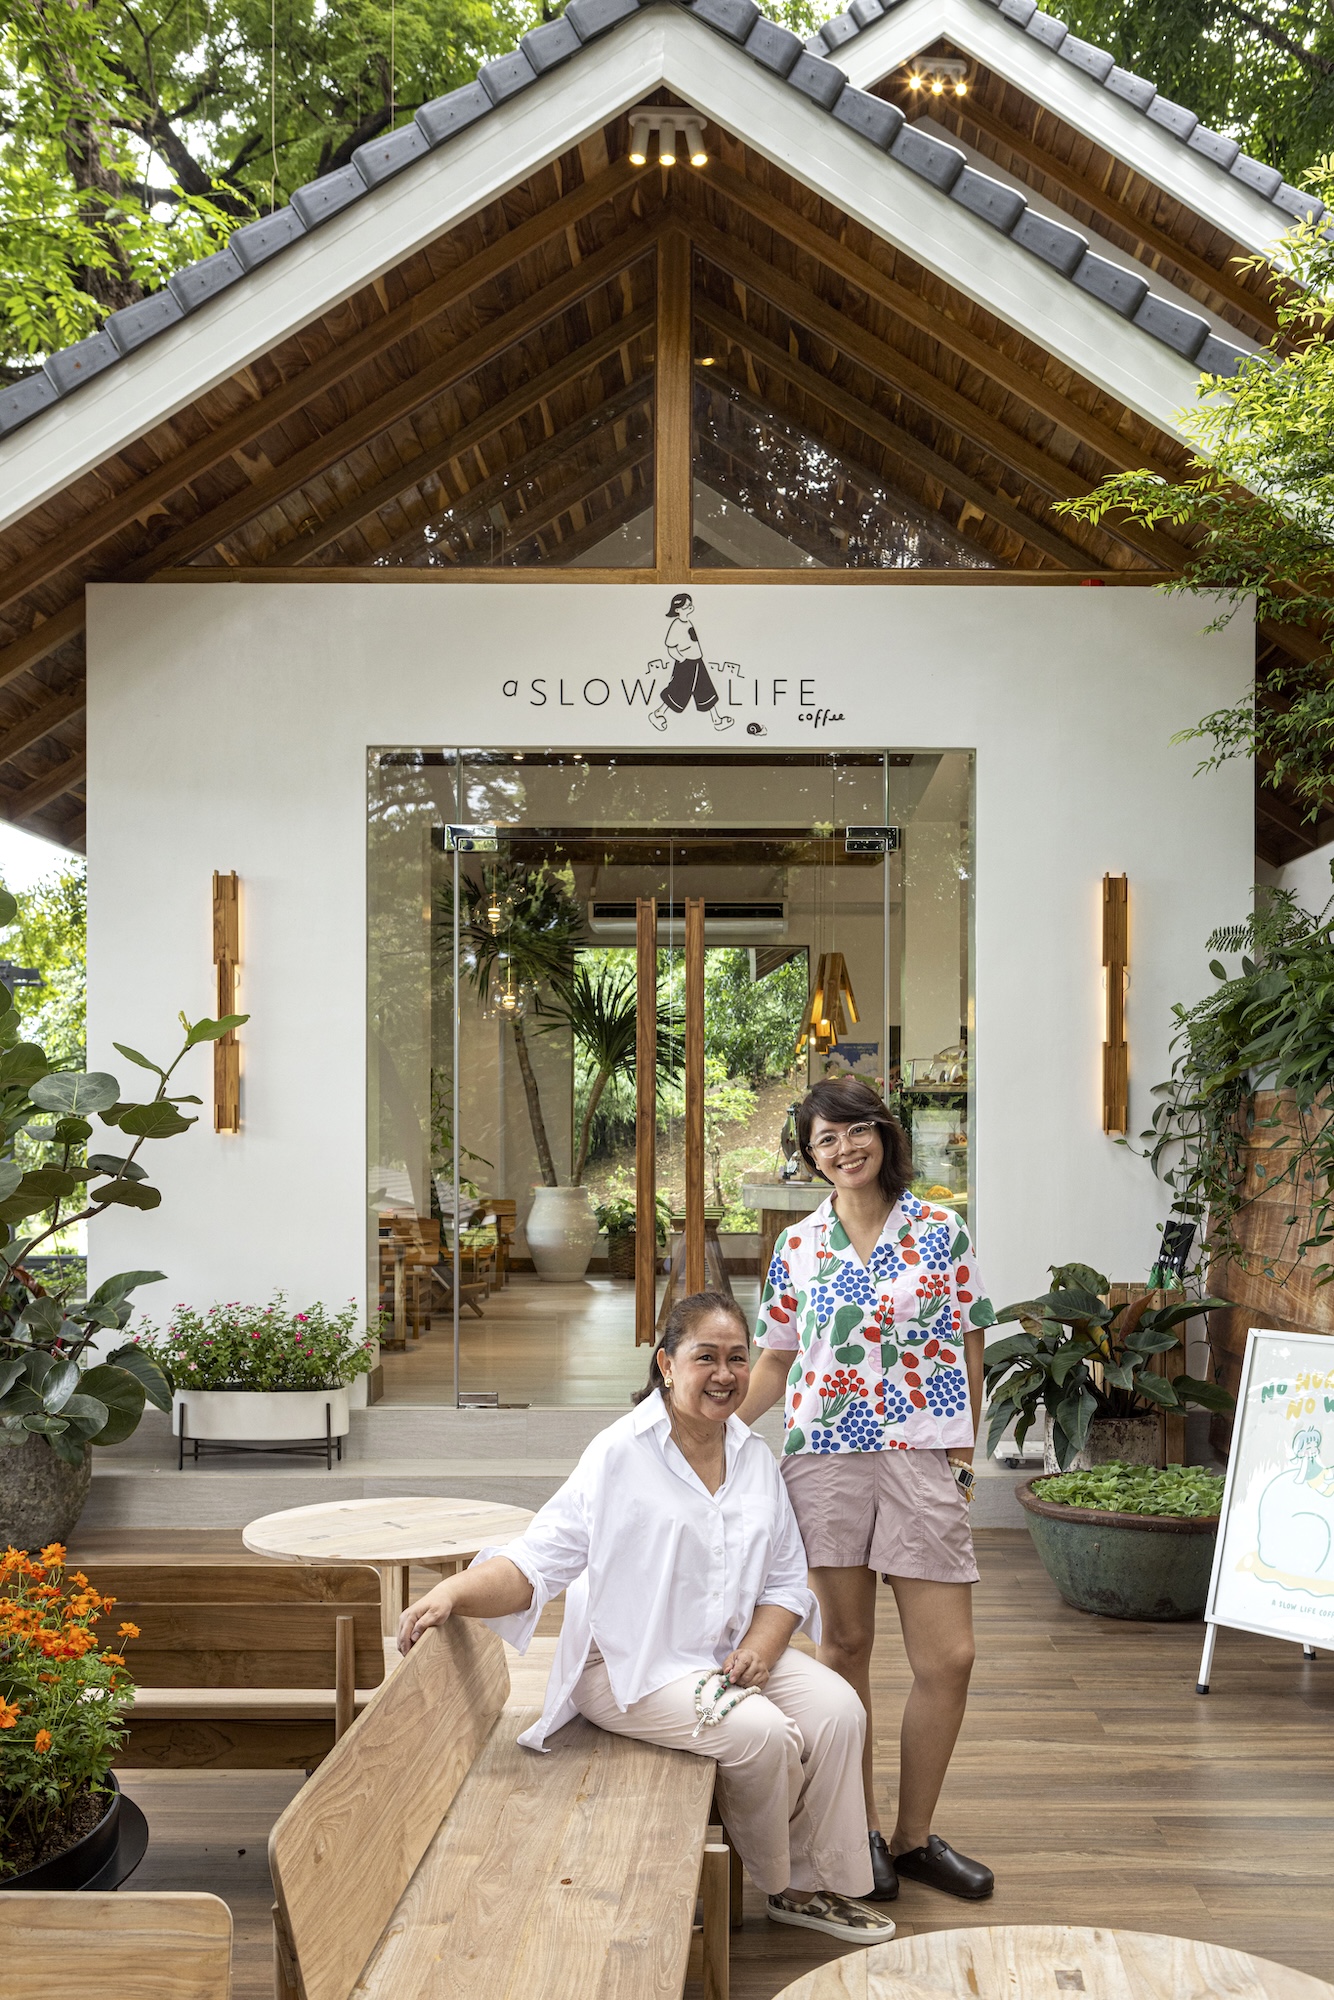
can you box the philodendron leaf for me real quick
[107,1344,173,1409]
[30,1071,121,1116]
[91,1180,162,1211]
[1173,1373,1236,1413]
[183,1013,249,1048]
[117,1101,194,1139]
[1134,1372,1179,1409]
[85,1153,148,1182]
[79,1364,147,1446]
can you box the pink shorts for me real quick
[781,1448,979,1584]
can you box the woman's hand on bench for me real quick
[398,1557,535,1656]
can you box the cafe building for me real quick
[0,0,1319,1448]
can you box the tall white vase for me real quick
[526,1185,599,1282]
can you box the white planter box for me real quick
[173,1386,351,1443]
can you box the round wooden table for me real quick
[769,1927,1334,2000]
[242,1495,534,1636]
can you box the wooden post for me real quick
[1102,872,1128,1135]
[701,1841,730,2000]
[212,870,240,1132]
[685,896,705,1296]
[334,1614,355,1742]
[635,898,658,1346]
[655,229,693,582]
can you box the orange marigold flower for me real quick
[33,1729,51,1754]
[70,1572,88,1588]
[117,1622,140,1640]
[38,1543,66,1567]
[100,1652,126,1666]
[0,1699,20,1729]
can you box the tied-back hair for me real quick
[794,1075,913,1207]
[633,1289,750,1405]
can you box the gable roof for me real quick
[0,0,1280,524]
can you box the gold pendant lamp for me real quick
[796,951,860,1057]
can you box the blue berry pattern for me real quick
[924,1369,968,1420]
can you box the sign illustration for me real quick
[648,592,748,734]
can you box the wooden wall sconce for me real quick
[1102,873,1128,1135]
[212,871,241,1133]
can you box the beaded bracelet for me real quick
[691,1669,759,1740]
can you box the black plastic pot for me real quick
[0,1774,149,1891]
[1017,1478,1219,1621]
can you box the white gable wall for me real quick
[86,580,1252,1335]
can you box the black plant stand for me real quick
[177,1399,344,1470]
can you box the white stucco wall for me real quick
[86,581,1253,1331]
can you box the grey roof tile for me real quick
[229,206,307,271]
[744,17,803,74]
[1025,11,1067,51]
[106,289,186,352]
[43,331,120,395]
[787,50,848,109]
[1058,34,1114,82]
[1011,206,1087,275]
[1273,183,1326,222]
[354,122,431,187]
[849,0,886,24]
[0,373,58,436]
[478,47,539,104]
[951,166,1027,231]
[890,121,966,191]
[831,85,903,148]
[1104,67,1156,111]
[1187,125,1240,170]
[817,11,860,49]
[1071,250,1149,317]
[1132,293,1209,358]
[999,0,1037,23]
[566,0,641,39]
[522,16,583,72]
[290,165,366,229]
[1229,154,1283,199]
[690,0,758,39]
[167,246,245,313]
[416,82,491,146]
[1197,331,1251,376]
[1145,94,1198,141]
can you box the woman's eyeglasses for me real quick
[808,1121,880,1156]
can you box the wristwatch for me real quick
[948,1459,976,1503]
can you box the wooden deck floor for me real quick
[102,1529,1334,1996]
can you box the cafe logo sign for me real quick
[500,592,846,734]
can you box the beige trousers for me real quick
[574,1647,872,1897]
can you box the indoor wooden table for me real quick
[242,1495,534,1636]
[769,1927,1334,2000]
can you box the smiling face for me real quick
[806,1113,886,1196]
[658,1311,750,1424]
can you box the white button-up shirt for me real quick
[476,1391,819,1751]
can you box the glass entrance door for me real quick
[367,748,971,1406]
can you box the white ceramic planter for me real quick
[173,1386,351,1443]
[526,1184,599,1282]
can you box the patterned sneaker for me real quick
[766,1891,897,1941]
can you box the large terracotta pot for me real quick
[526,1185,599,1282]
[1017,1479,1218,1621]
[1209,1089,1334,1453]
[0,1435,92,1548]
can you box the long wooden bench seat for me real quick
[270,1617,733,2000]
[80,1563,385,1769]
[0,1892,232,2000]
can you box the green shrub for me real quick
[137,1295,378,1392]
[1035,1461,1225,1519]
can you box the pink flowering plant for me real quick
[135,1295,378,1393]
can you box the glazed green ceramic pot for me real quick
[1017,1478,1219,1621]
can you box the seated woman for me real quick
[398,1290,896,1944]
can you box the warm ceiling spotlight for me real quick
[684,117,707,166]
[628,116,650,166]
[955,78,968,96]
[699,355,716,366]
[905,55,971,98]
[625,103,706,169]
[908,73,923,89]
[658,125,678,167]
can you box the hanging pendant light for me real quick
[796,952,860,1057]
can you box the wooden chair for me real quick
[377,1211,438,1346]
[486,1198,517,1286]
[0,1892,232,2000]
[78,1563,386,1770]
[270,1618,732,2000]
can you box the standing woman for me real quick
[736,1074,995,1904]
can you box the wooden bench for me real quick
[0,1892,232,2000]
[270,1617,735,1999]
[80,1563,386,1770]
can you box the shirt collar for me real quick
[633,1387,750,1457]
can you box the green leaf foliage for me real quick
[0,1044,52,1089]
[77,1364,146,1446]
[91,1180,163,1211]
[106,1344,173,1409]
[115,1100,195,1138]
[85,1153,149,1182]
[1036,1460,1225,1519]
[183,1014,250,1047]
[29,1071,120,1115]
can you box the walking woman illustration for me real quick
[649,593,736,732]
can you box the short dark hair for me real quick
[633,1290,750,1405]
[794,1076,913,1207]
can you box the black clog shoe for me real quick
[892,1834,994,1900]
[867,1830,898,1902]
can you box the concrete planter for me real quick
[1042,1414,1162,1475]
[0,1435,92,1549]
[1017,1477,1218,1621]
[173,1386,351,1443]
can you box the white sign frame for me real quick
[1197,1326,1334,1692]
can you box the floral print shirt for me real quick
[755,1193,995,1457]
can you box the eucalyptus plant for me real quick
[0,898,246,1464]
[984,1262,1233,1471]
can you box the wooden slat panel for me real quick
[269,1617,509,2000]
[685,894,705,1298]
[636,895,657,1347]
[80,1563,381,1602]
[655,229,693,580]
[0,1892,232,2000]
[115,1717,339,1770]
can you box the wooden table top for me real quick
[241,1495,534,1566]
[770,1927,1334,2000]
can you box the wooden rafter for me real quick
[7,752,86,824]
[0,688,84,769]
[0,159,655,625]
[494,440,651,562]
[655,229,693,582]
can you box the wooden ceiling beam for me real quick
[690,214,1180,571]
[4,751,87,825]
[261,305,655,567]
[0,601,85,691]
[694,296,1081,568]
[932,95,1278,336]
[0,159,655,623]
[0,688,85,769]
[539,474,651,566]
[495,440,651,561]
[698,162,1182,483]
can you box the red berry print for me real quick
[956,1265,970,1284]
[957,1290,973,1304]
[938,1349,957,1366]
[902,1248,921,1265]
[770,1308,790,1324]
[909,1390,927,1409]
[788,1236,802,1250]
[902,1353,919,1369]
[804,1371,815,1386]
[903,1371,921,1387]
[780,1294,798,1310]
[924,1339,940,1359]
